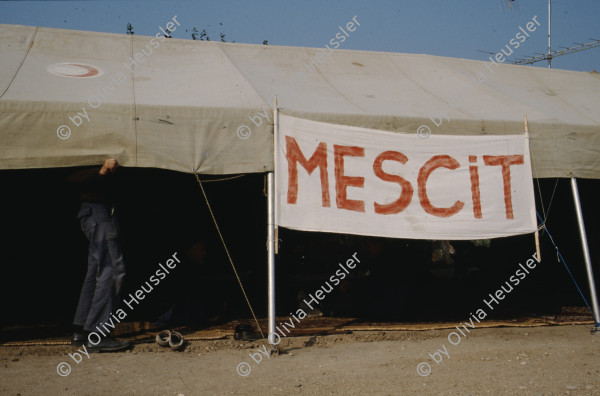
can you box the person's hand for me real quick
[99,158,119,175]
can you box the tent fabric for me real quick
[1,23,599,178]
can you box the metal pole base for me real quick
[591,325,600,335]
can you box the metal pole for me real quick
[267,96,279,345]
[548,0,552,68]
[267,171,276,342]
[570,177,600,332]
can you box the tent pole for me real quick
[267,171,276,343]
[570,177,600,333]
[267,96,279,346]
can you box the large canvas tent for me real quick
[1,23,599,177]
[1,23,599,336]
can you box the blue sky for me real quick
[0,0,598,72]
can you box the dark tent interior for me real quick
[0,167,598,341]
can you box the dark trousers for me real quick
[73,202,126,332]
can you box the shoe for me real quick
[155,330,171,347]
[169,331,184,351]
[234,324,259,341]
[71,332,88,347]
[86,336,130,353]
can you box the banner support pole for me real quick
[570,176,600,333]
[524,115,541,261]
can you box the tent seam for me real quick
[383,53,456,117]
[0,26,37,99]
[214,42,270,112]
[525,67,598,125]
[298,48,369,114]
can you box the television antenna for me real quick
[511,39,600,66]
[499,0,520,15]
[498,0,600,69]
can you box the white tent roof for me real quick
[1,23,599,177]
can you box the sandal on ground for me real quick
[155,330,171,347]
[169,331,184,351]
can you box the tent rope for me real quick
[527,134,547,224]
[535,178,547,223]
[195,174,246,183]
[536,211,599,325]
[192,171,265,339]
[527,133,559,235]
[534,177,559,236]
[543,178,560,225]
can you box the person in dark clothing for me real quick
[69,158,129,352]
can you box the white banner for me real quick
[275,115,537,240]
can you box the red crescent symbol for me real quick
[59,64,100,78]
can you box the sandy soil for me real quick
[1,324,599,395]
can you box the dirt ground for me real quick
[1,324,599,395]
